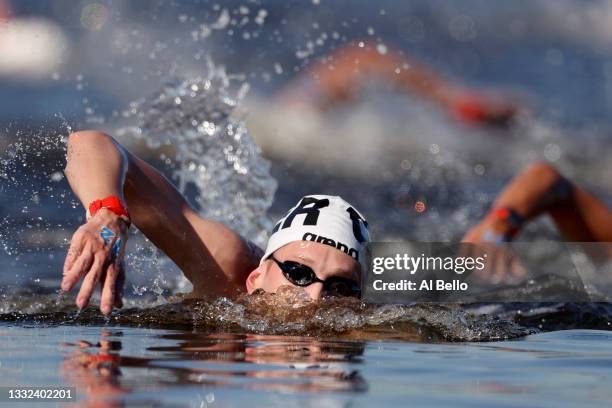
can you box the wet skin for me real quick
[246,240,361,300]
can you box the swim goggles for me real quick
[269,255,361,297]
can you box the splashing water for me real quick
[118,58,277,246]
[0,286,536,342]
[0,120,75,280]
[0,58,278,316]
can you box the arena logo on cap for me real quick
[302,232,359,260]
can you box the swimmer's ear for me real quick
[246,267,263,294]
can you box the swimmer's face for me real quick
[246,240,361,300]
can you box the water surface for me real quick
[1,324,610,407]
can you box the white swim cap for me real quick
[261,195,370,270]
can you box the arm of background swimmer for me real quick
[287,42,518,127]
[303,42,457,109]
[488,162,612,242]
[67,130,259,296]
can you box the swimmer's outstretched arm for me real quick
[313,43,455,108]
[463,162,612,242]
[62,130,259,314]
[280,42,518,126]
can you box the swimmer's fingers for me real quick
[76,253,106,310]
[488,250,506,285]
[114,263,125,309]
[100,260,125,315]
[496,248,524,285]
[477,246,509,284]
[63,238,82,275]
[62,231,87,288]
[100,263,118,315]
[108,235,127,310]
[509,256,527,282]
[493,248,523,285]
[62,241,94,291]
[461,243,492,282]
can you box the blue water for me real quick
[1,324,610,407]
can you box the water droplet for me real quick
[254,9,268,25]
[50,171,64,182]
[449,15,477,42]
[543,143,561,161]
[376,43,388,55]
[81,3,109,31]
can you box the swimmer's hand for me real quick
[451,93,520,128]
[61,209,129,315]
[461,218,526,285]
[463,208,525,244]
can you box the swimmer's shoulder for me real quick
[244,238,265,261]
[182,214,261,295]
[210,236,261,296]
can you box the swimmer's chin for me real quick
[258,286,315,307]
[186,285,315,305]
[256,285,313,299]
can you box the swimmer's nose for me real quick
[304,283,325,300]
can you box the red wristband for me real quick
[88,196,130,225]
[489,207,524,237]
[452,93,488,124]
[89,354,120,363]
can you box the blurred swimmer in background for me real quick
[245,41,525,178]
[463,162,612,244]
[0,0,68,80]
[277,41,521,128]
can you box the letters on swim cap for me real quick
[261,195,370,270]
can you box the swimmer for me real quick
[61,131,370,315]
[278,41,520,127]
[463,162,612,243]
[0,0,68,79]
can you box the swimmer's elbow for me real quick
[65,130,128,175]
[67,130,126,158]
[67,130,115,150]
[524,161,562,181]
